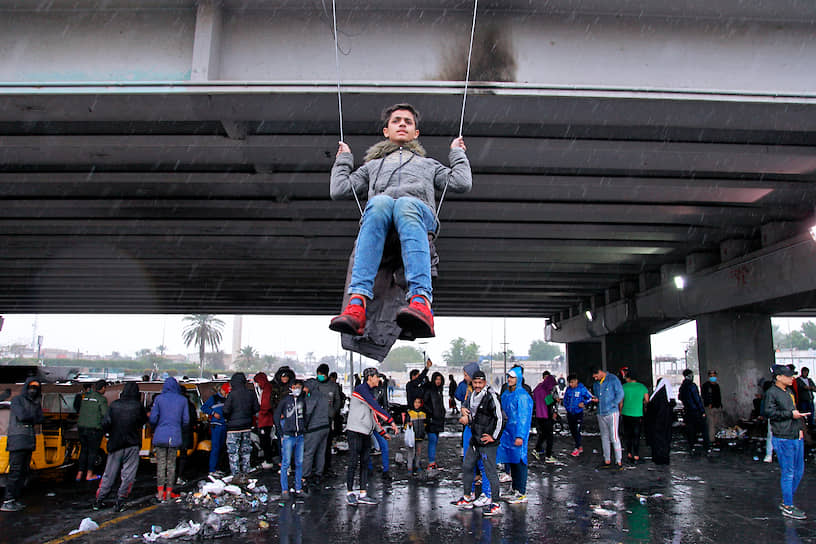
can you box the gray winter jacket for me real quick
[303,379,330,433]
[313,378,342,419]
[330,140,472,221]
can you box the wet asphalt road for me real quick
[4,419,816,544]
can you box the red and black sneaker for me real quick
[396,296,435,338]
[329,296,367,336]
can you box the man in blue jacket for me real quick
[201,383,230,476]
[149,377,189,502]
[562,374,594,457]
[497,367,533,505]
[591,367,624,469]
[274,379,307,498]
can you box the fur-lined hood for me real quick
[364,139,426,163]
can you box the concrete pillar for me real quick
[696,311,774,424]
[192,1,223,81]
[566,341,602,388]
[603,333,654,388]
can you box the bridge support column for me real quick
[566,341,602,388]
[602,333,654,388]
[696,312,773,424]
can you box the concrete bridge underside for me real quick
[1,0,815,341]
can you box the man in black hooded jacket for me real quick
[94,382,148,512]
[1,377,44,512]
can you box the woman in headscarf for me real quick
[645,377,676,465]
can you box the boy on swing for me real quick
[329,103,472,338]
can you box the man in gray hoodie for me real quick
[328,103,472,339]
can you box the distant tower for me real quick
[232,316,243,369]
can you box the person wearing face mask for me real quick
[313,364,342,475]
[274,379,307,498]
[701,370,723,444]
[2,378,44,512]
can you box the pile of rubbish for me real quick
[141,475,273,541]
[185,474,270,512]
[715,426,747,440]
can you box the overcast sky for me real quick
[0,314,807,366]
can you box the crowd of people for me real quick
[0,358,812,522]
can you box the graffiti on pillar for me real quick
[729,264,752,287]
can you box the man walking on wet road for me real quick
[94,381,148,512]
[457,370,504,516]
[764,364,809,520]
[591,367,624,469]
[1,378,44,512]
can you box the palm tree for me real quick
[182,314,226,377]
[236,345,259,371]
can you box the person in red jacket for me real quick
[254,372,277,470]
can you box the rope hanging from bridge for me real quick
[330,0,479,217]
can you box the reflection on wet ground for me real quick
[5,426,816,543]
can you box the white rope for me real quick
[331,0,363,216]
[438,0,478,216]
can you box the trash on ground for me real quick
[142,520,201,542]
[213,505,235,514]
[593,507,617,517]
[69,517,99,535]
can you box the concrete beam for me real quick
[551,233,816,343]
[191,1,223,81]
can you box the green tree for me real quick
[528,340,562,361]
[235,345,260,371]
[443,337,480,365]
[800,321,816,348]
[182,314,226,377]
[382,346,423,372]
[788,330,812,350]
[683,337,698,372]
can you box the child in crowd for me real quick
[406,397,428,475]
[562,374,593,457]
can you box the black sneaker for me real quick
[597,462,613,470]
[114,499,127,512]
[92,499,106,511]
[781,504,807,520]
[0,500,24,512]
[346,492,358,506]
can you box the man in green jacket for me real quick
[76,380,108,482]
[764,364,809,520]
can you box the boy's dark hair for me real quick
[381,103,420,129]
[567,373,577,382]
[590,366,602,375]
[410,369,420,379]
[94,379,106,392]
[292,379,304,387]
[316,363,330,376]
[683,369,693,378]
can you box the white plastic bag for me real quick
[69,517,99,535]
[404,426,415,449]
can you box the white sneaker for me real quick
[261,461,276,470]
[473,493,491,507]
[763,455,773,463]
[498,472,512,483]
[507,493,528,505]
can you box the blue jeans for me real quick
[772,437,804,506]
[428,432,439,463]
[209,424,226,473]
[281,435,304,492]
[371,431,390,472]
[462,426,491,497]
[508,462,528,494]
[349,195,438,302]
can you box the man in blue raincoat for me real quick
[497,367,533,504]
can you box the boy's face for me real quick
[413,398,423,410]
[383,109,419,144]
[569,379,578,388]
